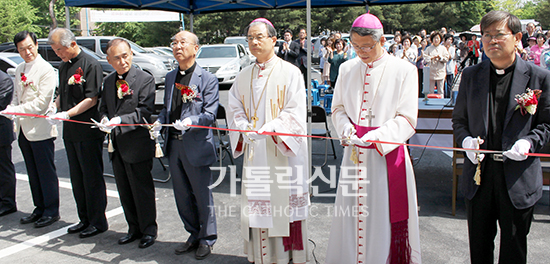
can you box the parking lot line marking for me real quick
[0,174,125,259]
[0,206,124,259]
[16,173,120,198]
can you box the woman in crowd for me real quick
[396,36,417,65]
[319,37,327,83]
[466,34,479,66]
[388,43,398,56]
[458,34,469,67]
[323,37,334,86]
[530,33,548,67]
[416,37,428,97]
[327,38,347,86]
[423,31,449,96]
[444,34,457,98]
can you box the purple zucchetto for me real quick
[352,13,383,29]
[250,18,274,28]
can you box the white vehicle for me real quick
[0,52,24,80]
[196,44,252,88]
[75,36,173,87]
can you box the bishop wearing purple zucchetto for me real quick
[325,13,422,264]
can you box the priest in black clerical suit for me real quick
[98,38,157,249]
[452,11,550,264]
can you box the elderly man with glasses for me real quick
[155,30,219,260]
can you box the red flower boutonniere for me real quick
[20,73,37,91]
[68,67,86,85]
[116,80,133,99]
[515,88,542,115]
[175,83,199,103]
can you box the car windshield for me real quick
[127,40,147,53]
[197,46,237,59]
[224,38,248,48]
[80,47,101,60]
[7,56,23,64]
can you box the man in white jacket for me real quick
[0,31,59,228]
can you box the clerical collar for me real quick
[117,71,129,80]
[359,50,387,69]
[491,59,516,76]
[68,51,83,64]
[255,55,277,71]
[178,62,196,76]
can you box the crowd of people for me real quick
[0,10,549,264]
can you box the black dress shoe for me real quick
[118,233,142,245]
[20,213,41,224]
[138,235,156,248]
[0,207,16,217]
[68,222,89,234]
[195,244,212,260]
[174,241,199,255]
[34,215,60,228]
[79,226,104,238]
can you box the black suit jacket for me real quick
[158,64,219,167]
[0,70,14,147]
[99,66,155,164]
[293,39,308,68]
[277,41,299,65]
[452,56,550,209]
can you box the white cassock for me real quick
[227,56,310,264]
[326,51,422,264]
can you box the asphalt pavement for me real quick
[1,66,550,263]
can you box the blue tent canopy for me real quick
[65,0,457,14]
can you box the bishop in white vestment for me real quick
[326,14,421,264]
[227,18,309,264]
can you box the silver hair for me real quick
[349,27,384,42]
[47,28,76,47]
[171,31,199,45]
[246,21,277,37]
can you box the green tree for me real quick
[534,0,550,29]
[30,0,81,38]
[0,0,40,43]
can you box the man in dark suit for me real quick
[48,28,107,237]
[277,29,299,64]
[0,70,16,217]
[452,11,550,264]
[98,38,157,249]
[155,30,218,260]
[521,22,536,49]
[294,28,309,84]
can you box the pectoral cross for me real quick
[251,114,259,128]
[365,108,375,127]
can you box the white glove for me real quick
[348,132,377,147]
[173,117,192,131]
[0,105,15,120]
[462,136,485,164]
[246,131,267,141]
[503,139,531,161]
[149,120,162,140]
[257,120,278,136]
[47,111,69,125]
[106,116,121,126]
[342,123,356,139]
[44,105,57,116]
[98,116,114,133]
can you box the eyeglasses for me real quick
[246,35,267,43]
[170,40,195,48]
[351,41,378,53]
[482,33,511,42]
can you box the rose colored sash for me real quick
[353,122,411,263]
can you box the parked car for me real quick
[75,36,172,87]
[196,44,252,89]
[0,52,24,80]
[1,40,115,78]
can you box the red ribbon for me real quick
[4,111,549,158]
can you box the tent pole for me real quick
[181,13,185,31]
[307,0,312,193]
[65,7,70,29]
[190,14,194,33]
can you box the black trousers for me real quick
[64,139,108,231]
[168,139,217,246]
[466,159,534,264]
[0,144,16,210]
[18,132,59,217]
[417,68,424,98]
[112,150,157,236]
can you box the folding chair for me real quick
[311,105,337,167]
[214,104,235,166]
